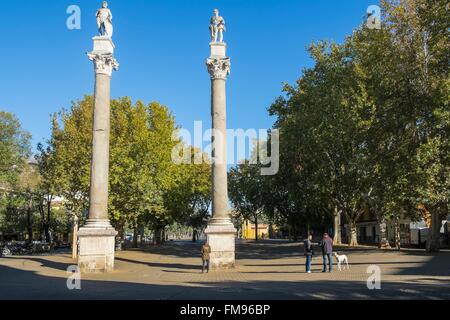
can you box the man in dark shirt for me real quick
[304,234,314,273]
[320,233,333,272]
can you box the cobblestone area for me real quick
[0,240,449,300]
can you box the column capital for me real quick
[206,57,231,80]
[88,53,119,76]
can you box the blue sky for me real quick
[0,0,376,152]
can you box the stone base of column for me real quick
[205,218,236,270]
[77,220,118,273]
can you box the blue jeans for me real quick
[323,253,332,272]
[305,255,312,272]
[202,259,210,273]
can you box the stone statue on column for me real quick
[209,9,226,43]
[97,1,114,37]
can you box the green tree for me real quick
[359,0,449,251]
[48,96,208,246]
[0,111,31,187]
[0,111,34,240]
[35,117,65,243]
[268,0,449,250]
[271,41,377,246]
[170,147,211,242]
[51,97,93,223]
[229,161,268,241]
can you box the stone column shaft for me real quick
[88,73,111,223]
[211,78,228,220]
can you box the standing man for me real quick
[304,234,314,273]
[320,233,333,272]
[96,1,113,37]
[209,9,226,43]
[201,242,212,273]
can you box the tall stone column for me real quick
[77,35,119,273]
[204,40,236,269]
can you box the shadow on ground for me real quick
[114,240,450,277]
[115,257,200,271]
[393,252,450,277]
[0,263,448,300]
[134,240,380,260]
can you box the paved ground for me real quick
[0,240,449,300]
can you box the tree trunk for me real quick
[71,215,79,259]
[269,224,274,239]
[378,218,391,249]
[38,202,45,241]
[132,226,139,248]
[349,220,358,247]
[333,207,342,245]
[116,221,124,251]
[254,215,259,241]
[426,211,441,252]
[154,226,164,245]
[293,227,298,242]
[44,223,50,243]
[192,229,198,242]
[26,198,33,243]
[394,216,401,251]
[44,198,52,243]
[139,227,145,246]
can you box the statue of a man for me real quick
[209,9,226,43]
[96,1,113,37]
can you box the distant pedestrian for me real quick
[319,233,333,272]
[201,243,211,273]
[304,234,314,273]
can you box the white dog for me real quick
[334,252,350,271]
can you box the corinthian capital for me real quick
[206,57,231,80]
[88,53,119,76]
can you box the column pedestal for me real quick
[77,222,117,273]
[205,218,236,269]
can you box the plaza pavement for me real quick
[0,240,449,300]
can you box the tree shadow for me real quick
[133,241,203,258]
[115,257,201,271]
[243,261,421,267]
[161,269,203,274]
[125,240,384,260]
[393,253,450,277]
[118,240,450,278]
[0,256,73,272]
